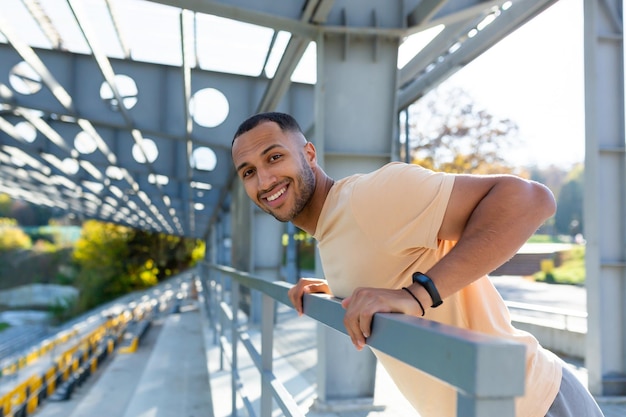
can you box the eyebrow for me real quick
[235,144,285,173]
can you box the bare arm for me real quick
[342,174,556,350]
[424,174,556,300]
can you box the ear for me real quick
[303,142,317,166]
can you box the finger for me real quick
[359,311,372,339]
[343,308,365,350]
[310,282,331,296]
[287,285,304,315]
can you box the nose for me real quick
[257,167,277,191]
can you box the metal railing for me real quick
[505,300,588,332]
[201,263,526,417]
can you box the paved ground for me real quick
[34,302,212,417]
[24,278,626,417]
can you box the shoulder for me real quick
[356,161,452,189]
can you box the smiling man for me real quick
[231,112,604,417]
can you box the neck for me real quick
[292,169,334,235]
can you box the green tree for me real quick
[406,86,521,174]
[72,220,204,313]
[0,194,11,218]
[0,219,32,250]
[528,165,570,236]
[72,221,135,311]
[554,164,584,236]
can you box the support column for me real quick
[583,0,626,396]
[284,222,299,284]
[311,2,403,409]
[230,178,283,323]
[250,206,283,323]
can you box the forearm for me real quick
[425,177,556,300]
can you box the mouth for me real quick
[262,183,289,207]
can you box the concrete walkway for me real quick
[34,302,212,417]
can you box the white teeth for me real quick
[266,187,286,202]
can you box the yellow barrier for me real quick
[118,337,139,354]
[45,366,57,396]
[0,298,156,416]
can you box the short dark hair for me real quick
[232,112,303,146]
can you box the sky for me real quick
[440,0,585,168]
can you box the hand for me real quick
[341,287,422,350]
[288,278,332,316]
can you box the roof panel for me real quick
[195,13,274,77]
[116,0,182,66]
[0,0,557,238]
[39,0,90,53]
[1,0,51,49]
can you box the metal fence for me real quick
[200,263,527,417]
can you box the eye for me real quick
[269,153,282,162]
[241,168,255,179]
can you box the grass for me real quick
[533,245,586,285]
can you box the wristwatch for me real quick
[412,272,443,308]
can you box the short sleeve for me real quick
[350,162,455,253]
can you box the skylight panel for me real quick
[195,14,274,77]
[75,0,125,59]
[264,31,291,78]
[398,24,445,69]
[2,0,53,49]
[115,0,182,66]
[39,0,90,53]
[291,42,316,84]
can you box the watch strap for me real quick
[412,272,443,308]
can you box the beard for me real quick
[266,155,316,222]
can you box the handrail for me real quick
[204,263,526,417]
[505,300,587,318]
[505,300,587,331]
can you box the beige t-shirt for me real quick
[313,162,562,417]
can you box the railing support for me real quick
[203,263,526,417]
[260,293,274,417]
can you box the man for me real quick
[231,112,604,417]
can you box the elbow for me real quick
[531,181,557,221]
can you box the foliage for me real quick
[48,296,79,325]
[534,245,585,285]
[72,221,134,311]
[0,194,11,218]
[528,165,569,201]
[0,221,32,250]
[554,164,584,236]
[0,322,9,332]
[527,234,564,244]
[405,86,520,174]
[72,220,204,313]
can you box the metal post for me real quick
[260,294,275,417]
[231,281,240,416]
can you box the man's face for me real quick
[232,121,316,222]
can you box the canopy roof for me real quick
[0,0,557,239]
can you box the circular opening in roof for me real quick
[190,88,229,127]
[75,131,98,154]
[190,146,217,171]
[100,74,138,111]
[132,138,158,163]
[15,122,37,142]
[62,158,79,175]
[9,62,42,95]
[106,166,124,180]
